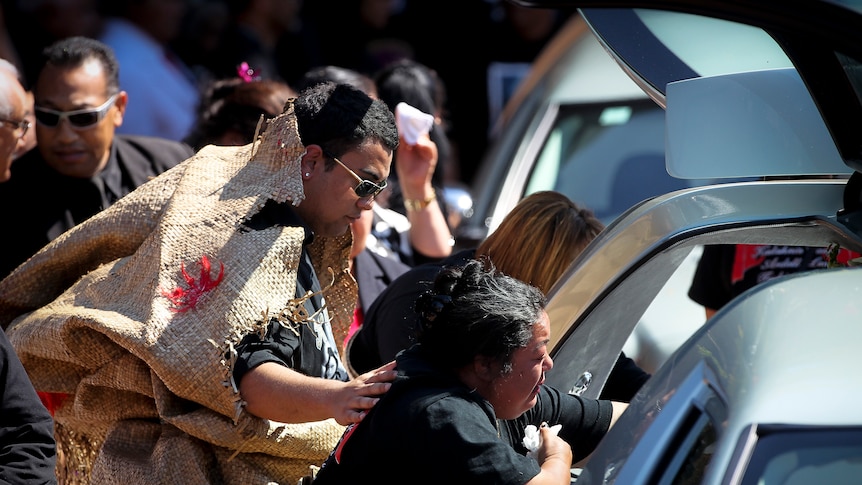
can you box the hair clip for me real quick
[237,62,261,83]
[421,294,452,322]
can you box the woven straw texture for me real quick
[0,103,357,484]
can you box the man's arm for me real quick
[239,360,396,425]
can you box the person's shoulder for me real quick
[115,134,195,160]
[360,247,411,275]
[380,248,473,289]
[2,148,51,190]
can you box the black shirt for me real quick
[0,135,193,279]
[349,249,474,374]
[350,248,650,402]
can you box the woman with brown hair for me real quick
[348,191,606,370]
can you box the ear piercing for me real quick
[305,173,310,177]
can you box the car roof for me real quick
[508,0,862,174]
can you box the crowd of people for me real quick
[0,0,576,187]
[0,1,674,484]
[0,2,848,484]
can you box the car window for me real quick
[521,99,731,224]
[740,428,862,485]
[658,411,717,485]
[544,180,862,398]
[525,100,672,222]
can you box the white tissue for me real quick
[395,102,434,145]
[523,423,562,461]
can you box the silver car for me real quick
[504,0,862,483]
[457,11,763,374]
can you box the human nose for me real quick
[357,196,375,210]
[544,354,554,372]
[54,118,80,141]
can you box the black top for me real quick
[0,135,193,279]
[688,244,858,312]
[232,200,349,384]
[0,328,57,484]
[314,344,614,484]
[353,247,411,315]
[349,249,474,374]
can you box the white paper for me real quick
[523,423,562,461]
[395,102,434,145]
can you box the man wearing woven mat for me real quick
[0,81,399,484]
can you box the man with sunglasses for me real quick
[0,36,194,279]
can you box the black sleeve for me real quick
[0,329,57,484]
[600,351,651,402]
[350,251,475,374]
[688,244,735,311]
[510,386,614,462]
[349,269,432,374]
[232,319,302,384]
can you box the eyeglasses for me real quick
[34,93,119,129]
[326,151,388,199]
[0,117,30,138]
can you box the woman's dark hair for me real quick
[414,258,545,372]
[374,59,444,120]
[184,77,295,151]
[373,58,452,209]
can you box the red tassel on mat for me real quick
[160,255,225,312]
[38,391,70,416]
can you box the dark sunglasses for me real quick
[326,151,388,199]
[34,93,119,128]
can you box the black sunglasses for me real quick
[34,93,119,128]
[326,151,388,199]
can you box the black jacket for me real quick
[353,247,411,315]
[0,328,56,484]
[0,135,193,279]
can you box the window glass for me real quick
[525,100,686,223]
[654,411,718,485]
[740,429,862,485]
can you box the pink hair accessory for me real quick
[237,62,260,83]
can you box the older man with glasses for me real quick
[0,58,29,183]
[0,57,58,485]
[0,36,194,280]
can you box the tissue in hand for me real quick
[523,423,563,460]
[395,102,434,145]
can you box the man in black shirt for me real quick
[0,36,193,279]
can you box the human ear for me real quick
[473,355,498,383]
[300,144,324,177]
